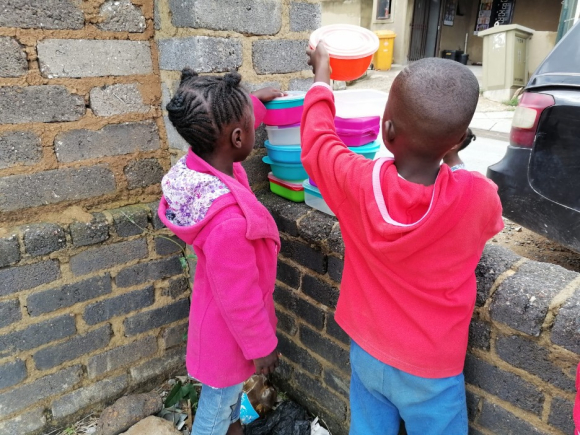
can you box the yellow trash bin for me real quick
[373,30,396,71]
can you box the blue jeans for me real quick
[192,382,243,435]
[349,340,467,435]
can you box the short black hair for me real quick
[166,69,250,157]
[390,58,479,152]
[459,128,476,151]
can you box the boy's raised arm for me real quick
[300,43,371,212]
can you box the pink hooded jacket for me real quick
[158,96,280,388]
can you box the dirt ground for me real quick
[492,219,580,273]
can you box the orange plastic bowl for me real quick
[329,54,374,82]
[310,24,379,82]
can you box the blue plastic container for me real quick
[265,141,301,163]
[264,91,306,109]
[348,140,381,159]
[262,156,308,181]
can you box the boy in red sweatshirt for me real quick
[301,45,504,434]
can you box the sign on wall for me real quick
[475,0,516,33]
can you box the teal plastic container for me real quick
[264,91,306,109]
[262,156,308,181]
[264,141,301,163]
[348,140,381,159]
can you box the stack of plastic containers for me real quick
[262,92,308,202]
[303,115,382,216]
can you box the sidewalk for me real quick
[346,66,514,139]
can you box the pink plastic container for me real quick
[309,177,317,187]
[263,106,304,126]
[335,116,380,146]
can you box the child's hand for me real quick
[253,349,280,375]
[252,87,286,103]
[306,41,331,84]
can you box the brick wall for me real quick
[259,192,580,435]
[0,0,322,434]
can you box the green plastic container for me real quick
[268,173,305,202]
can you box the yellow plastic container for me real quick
[373,30,396,71]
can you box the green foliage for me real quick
[164,380,199,408]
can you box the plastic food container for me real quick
[264,141,301,163]
[309,177,317,187]
[263,92,306,126]
[349,140,381,159]
[309,24,379,82]
[265,124,301,146]
[334,89,388,119]
[262,156,308,181]
[268,173,304,202]
[335,116,380,146]
[303,180,335,217]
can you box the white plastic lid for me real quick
[270,91,306,102]
[309,24,379,60]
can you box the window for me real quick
[376,0,392,20]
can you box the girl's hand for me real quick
[306,41,331,84]
[253,349,280,375]
[252,87,286,103]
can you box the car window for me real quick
[533,22,580,77]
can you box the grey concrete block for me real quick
[327,223,344,256]
[110,205,149,237]
[169,0,282,35]
[464,354,544,415]
[38,39,153,78]
[124,298,189,335]
[0,260,60,297]
[154,0,161,30]
[90,83,149,116]
[276,309,297,336]
[0,233,20,268]
[490,261,578,336]
[277,260,301,289]
[158,37,242,72]
[478,401,548,435]
[52,374,128,419]
[0,0,84,30]
[468,319,491,351]
[33,324,112,370]
[147,201,165,230]
[298,211,335,245]
[548,397,575,434]
[0,130,42,169]
[289,77,314,91]
[252,40,310,74]
[0,407,46,435]
[244,81,282,93]
[296,298,325,330]
[116,256,183,288]
[83,285,154,325]
[98,0,146,32]
[257,191,312,237]
[0,299,21,329]
[326,313,349,345]
[130,346,185,382]
[466,390,481,421]
[277,332,322,375]
[323,368,349,398]
[290,2,321,32]
[496,334,576,392]
[293,370,347,420]
[241,149,269,186]
[0,314,76,359]
[55,121,160,163]
[551,287,580,354]
[0,37,27,77]
[0,365,82,419]
[27,274,112,317]
[124,158,165,189]
[281,239,327,274]
[300,325,350,370]
[476,244,521,306]
[69,238,148,276]
[0,85,84,124]
[163,115,191,152]
[0,359,27,390]
[161,322,188,349]
[328,256,343,284]
[22,223,66,256]
[155,236,185,256]
[0,165,116,212]
[69,213,110,247]
[88,335,157,378]
[162,276,190,300]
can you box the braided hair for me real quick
[166,69,250,157]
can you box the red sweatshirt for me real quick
[301,86,504,378]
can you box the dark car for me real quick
[487,22,580,254]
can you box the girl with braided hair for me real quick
[158,68,285,435]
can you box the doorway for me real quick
[408,0,443,61]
